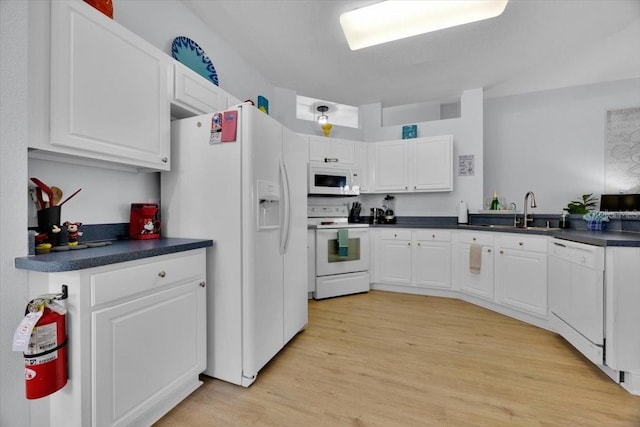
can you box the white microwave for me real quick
[308,165,360,196]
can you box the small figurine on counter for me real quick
[34,225,62,253]
[63,221,83,246]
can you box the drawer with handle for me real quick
[380,229,412,240]
[414,230,451,242]
[457,231,494,246]
[91,250,206,307]
[497,234,547,253]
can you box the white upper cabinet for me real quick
[373,136,453,193]
[171,61,227,118]
[355,142,371,193]
[411,135,453,191]
[374,140,410,192]
[45,0,171,171]
[308,136,356,165]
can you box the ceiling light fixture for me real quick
[340,0,509,51]
[317,105,329,124]
[316,105,332,137]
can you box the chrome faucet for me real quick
[522,191,537,227]
[509,202,518,227]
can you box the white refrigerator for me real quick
[161,104,308,386]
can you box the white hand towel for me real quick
[469,243,482,274]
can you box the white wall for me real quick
[27,159,159,226]
[484,78,640,214]
[358,89,485,217]
[113,0,273,108]
[1,2,31,426]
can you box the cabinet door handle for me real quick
[324,157,338,163]
[432,234,436,239]
[500,250,504,254]
[161,157,168,163]
[519,242,524,246]
[199,282,206,288]
[472,237,476,241]
[408,242,411,246]
[158,271,166,278]
[417,242,421,246]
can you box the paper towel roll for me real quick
[458,200,468,224]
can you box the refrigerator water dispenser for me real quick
[257,180,280,230]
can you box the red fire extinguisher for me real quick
[13,286,68,399]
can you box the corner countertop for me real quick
[458,225,640,247]
[367,218,640,247]
[15,238,213,273]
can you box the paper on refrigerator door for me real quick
[221,110,238,142]
[210,113,222,145]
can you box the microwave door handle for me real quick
[279,160,291,254]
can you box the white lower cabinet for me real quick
[495,234,548,318]
[455,231,495,301]
[28,249,207,427]
[373,228,551,325]
[379,230,413,284]
[413,230,451,289]
[93,280,205,427]
[377,229,451,289]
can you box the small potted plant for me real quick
[563,193,597,214]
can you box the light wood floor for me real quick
[154,291,640,426]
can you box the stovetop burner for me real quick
[308,205,369,229]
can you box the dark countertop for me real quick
[457,225,640,247]
[368,219,640,247]
[15,238,213,272]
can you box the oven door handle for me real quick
[279,159,291,255]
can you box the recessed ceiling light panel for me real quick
[340,0,509,50]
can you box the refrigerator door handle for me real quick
[279,159,291,254]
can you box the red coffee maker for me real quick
[129,203,160,240]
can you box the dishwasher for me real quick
[548,238,605,365]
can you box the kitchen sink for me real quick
[521,226,561,231]
[462,224,561,232]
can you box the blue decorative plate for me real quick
[171,36,219,86]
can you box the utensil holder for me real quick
[37,206,61,246]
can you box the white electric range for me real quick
[307,206,370,299]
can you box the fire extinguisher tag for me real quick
[12,310,43,352]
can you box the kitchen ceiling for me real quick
[182,0,640,108]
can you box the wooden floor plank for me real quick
[154,291,640,426]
